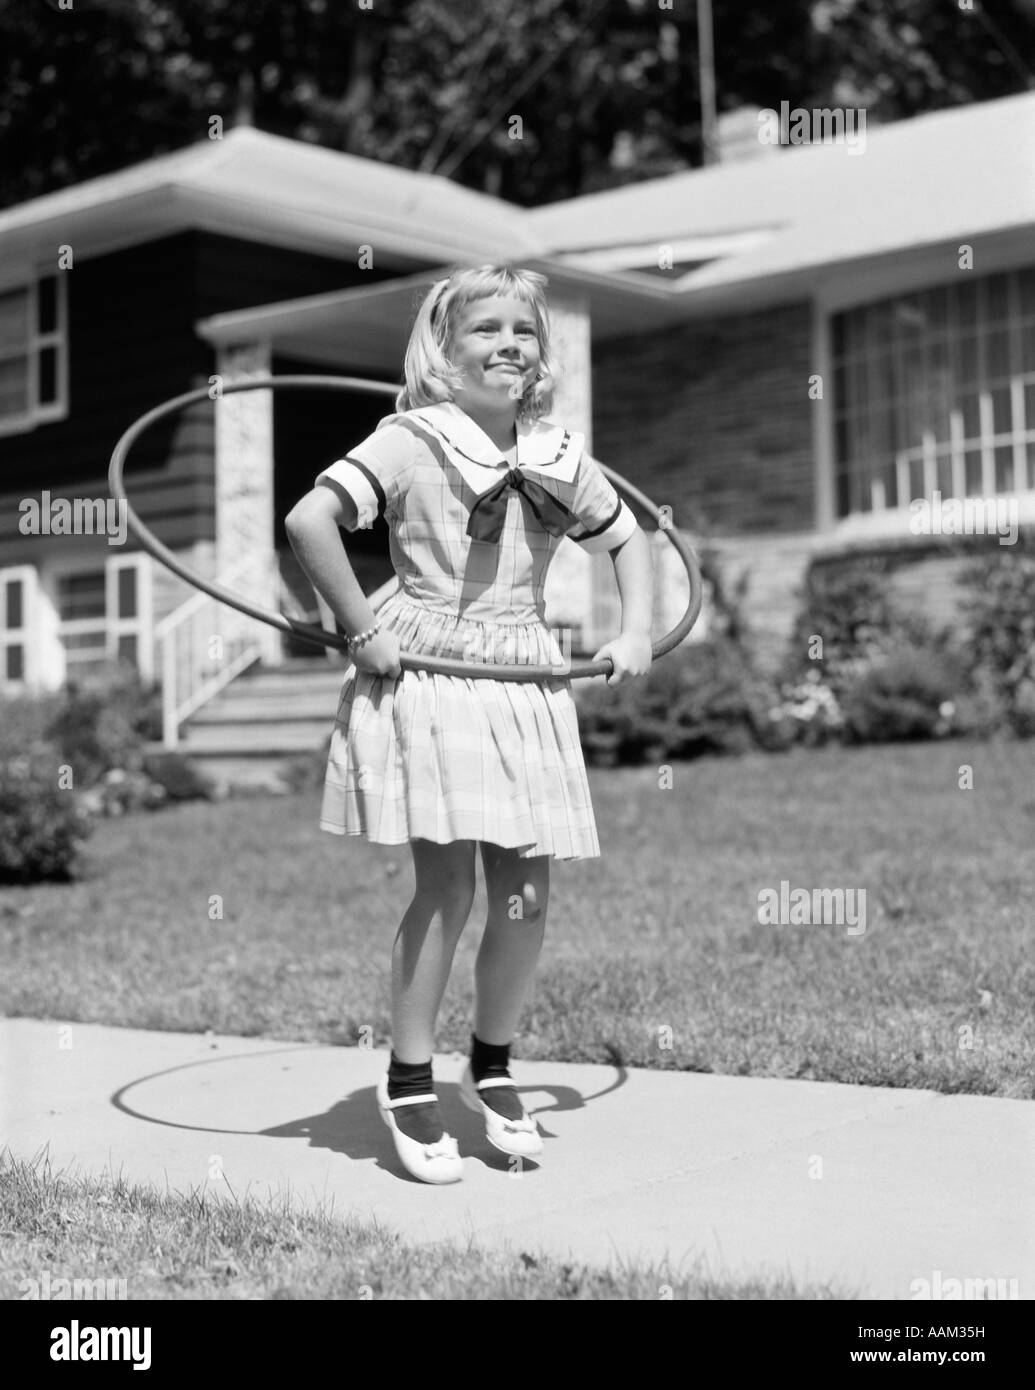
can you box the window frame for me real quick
[0,565,40,692]
[39,551,153,687]
[0,267,69,438]
[829,268,1035,525]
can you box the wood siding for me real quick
[592,303,816,536]
[273,352,398,605]
[1,232,395,567]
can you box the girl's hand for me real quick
[591,632,653,686]
[350,629,402,679]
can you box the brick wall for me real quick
[592,303,817,672]
[811,536,1033,639]
[886,553,970,631]
[592,302,816,536]
[703,533,817,674]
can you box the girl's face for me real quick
[447,295,542,415]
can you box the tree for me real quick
[1,0,1032,212]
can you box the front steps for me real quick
[172,657,348,792]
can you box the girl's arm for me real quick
[590,527,654,685]
[284,486,402,677]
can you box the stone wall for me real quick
[593,302,816,537]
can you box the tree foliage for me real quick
[1,0,1032,210]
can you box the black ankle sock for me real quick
[470,1034,524,1121]
[471,1034,511,1082]
[387,1053,434,1099]
[386,1053,444,1145]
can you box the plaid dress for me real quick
[315,401,637,861]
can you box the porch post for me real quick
[548,290,593,450]
[542,290,607,650]
[214,340,281,665]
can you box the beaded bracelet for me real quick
[345,620,381,653]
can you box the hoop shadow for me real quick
[110,1048,627,1184]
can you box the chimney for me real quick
[715,105,781,163]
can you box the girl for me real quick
[285,265,653,1184]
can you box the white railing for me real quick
[155,556,270,748]
[312,573,400,650]
[156,564,405,747]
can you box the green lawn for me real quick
[1,740,1033,1097]
[0,1151,849,1301]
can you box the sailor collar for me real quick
[379,402,585,493]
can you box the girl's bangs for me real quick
[446,270,546,332]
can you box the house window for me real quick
[0,566,37,691]
[1,557,151,692]
[39,555,151,687]
[832,269,1035,518]
[0,270,68,436]
[5,579,25,680]
[56,569,110,674]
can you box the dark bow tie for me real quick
[466,467,574,543]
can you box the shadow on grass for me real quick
[109,1046,627,1182]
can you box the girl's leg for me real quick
[474,841,549,1047]
[385,838,476,1148]
[392,837,477,1062]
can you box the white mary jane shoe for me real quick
[376,1075,463,1185]
[460,1064,544,1158]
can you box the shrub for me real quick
[575,637,779,765]
[780,556,954,697]
[763,668,845,749]
[78,768,169,818]
[948,668,1012,739]
[780,557,897,691]
[142,751,217,803]
[280,737,333,793]
[839,646,964,744]
[1013,679,1035,738]
[694,540,754,647]
[0,690,67,761]
[45,661,163,788]
[957,544,1035,736]
[0,741,95,883]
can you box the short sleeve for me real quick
[566,452,639,553]
[315,423,416,531]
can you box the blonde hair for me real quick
[395,264,556,423]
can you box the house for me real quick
[2,93,1032,767]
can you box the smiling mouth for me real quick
[490,363,522,372]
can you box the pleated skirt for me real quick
[319,589,600,860]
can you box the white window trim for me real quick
[820,268,1035,538]
[0,269,69,438]
[109,552,154,682]
[821,490,1035,552]
[814,239,1035,533]
[0,564,40,693]
[37,551,153,686]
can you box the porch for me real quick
[148,264,693,779]
[0,264,697,785]
[191,261,680,675]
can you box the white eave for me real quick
[2,92,1033,324]
[532,91,1035,307]
[0,125,545,266]
[195,261,685,373]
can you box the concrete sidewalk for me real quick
[2,1017,1032,1299]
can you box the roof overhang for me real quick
[196,218,1035,374]
[195,260,688,372]
[0,126,544,268]
[7,95,1034,351]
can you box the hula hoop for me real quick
[107,375,703,681]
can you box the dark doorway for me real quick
[273,357,399,656]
